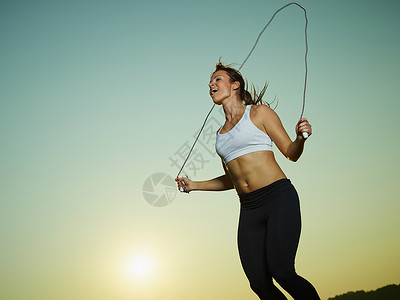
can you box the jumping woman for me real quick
[176,62,320,300]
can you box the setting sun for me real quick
[125,254,155,280]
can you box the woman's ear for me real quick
[232,81,240,91]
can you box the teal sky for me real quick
[1,0,399,299]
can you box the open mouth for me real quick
[211,88,218,95]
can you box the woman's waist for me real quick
[237,178,294,209]
[234,174,287,194]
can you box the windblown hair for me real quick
[213,60,274,107]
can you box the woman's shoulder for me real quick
[250,104,275,117]
[250,104,282,130]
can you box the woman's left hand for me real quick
[296,118,312,139]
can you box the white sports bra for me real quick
[215,105,273,164]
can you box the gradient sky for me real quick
[1,0,399,299]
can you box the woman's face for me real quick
[209,70,237,104]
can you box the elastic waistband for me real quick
[238,178,293,209]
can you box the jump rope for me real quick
[177,2,309,192]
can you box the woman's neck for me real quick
[222,97,246,122]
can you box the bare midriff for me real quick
[225,150,287,194]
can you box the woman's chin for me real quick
[211,97,223,105]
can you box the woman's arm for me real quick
[175,159,234,193]
[255,105,312,162]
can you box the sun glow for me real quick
[125,254,155,280]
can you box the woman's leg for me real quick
[266,186,320,300]
[238,207,287,300]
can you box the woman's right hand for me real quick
[175,176,194,193]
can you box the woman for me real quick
[176,62,320,300]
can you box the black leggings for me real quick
[237,179,320,300]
